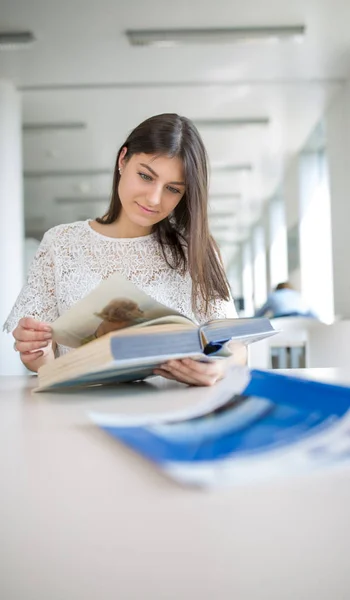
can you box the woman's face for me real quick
[117,150,186,234]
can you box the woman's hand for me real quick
[12,317,54,370]
[154,343,248,386]
[154,358,226,386]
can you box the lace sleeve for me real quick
[194,292,238,325]
[3,229,59,333]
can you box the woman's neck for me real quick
[91,218,153,239]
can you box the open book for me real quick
[89,369,350,488]
[36,272,276,391]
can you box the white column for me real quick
[282,156,302,290]
[0,81,25,375]
[325,82,350,318]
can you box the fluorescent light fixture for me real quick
[209,212,237,219]
[23,122,87,133]
[125,26,305,47]
[209,193,242,199]
[55,196,109,205]
[0,31,35,49]
[195,118,269,127]
[210,220,237,228]
[211,164,253,172]
[24,169,112,179]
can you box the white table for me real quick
[1,369,350,600]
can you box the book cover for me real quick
[90,369,350,488]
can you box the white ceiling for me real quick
[1,0,350,261]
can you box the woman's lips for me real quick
[136,202,158,214]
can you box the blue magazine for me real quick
[90,369,350,487]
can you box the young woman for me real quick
[4,113,247,385]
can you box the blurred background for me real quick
[1,0,350,372]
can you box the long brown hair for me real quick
[97,113,230,313]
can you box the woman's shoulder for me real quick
[41,220,90,245]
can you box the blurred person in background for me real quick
[4,113,247,386]
[254,282,318,319]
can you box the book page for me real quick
[52,271,192,348]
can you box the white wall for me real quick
[0,81,25,376]
[325,82,350,318]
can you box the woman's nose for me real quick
[147,186,162,206]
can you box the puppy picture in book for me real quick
[82,298,149,344]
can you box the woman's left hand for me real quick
[153,343,247,387]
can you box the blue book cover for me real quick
[90,370,350,487]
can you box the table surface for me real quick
[1,368,350,600]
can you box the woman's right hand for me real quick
[12,317,53,365]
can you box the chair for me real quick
[248,317,325,369]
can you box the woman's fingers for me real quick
[13,328,52,343]
[154,367,199,386]
[18,317,52,332]
[11,318,53,363]
[12,318,52,344]
[180,358,220,375]
[170,359,224,383]
[156,359,221,386]
[153,368,178,381]
[20,350,44,362]
[15,340,51,353]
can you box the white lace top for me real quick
[3,220,237,355]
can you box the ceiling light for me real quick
[24,168,112,179]
[211,164,253,172]
[210,218,237,226]
[125,25,305,47]
[208,212,237,219]
[74,182,91,194]
[23,122,87,133]
[209,193,241,199]
[0,31,35,49]
[195,118,269,127]
[55,196,109,205]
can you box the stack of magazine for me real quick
[90,369,350,488]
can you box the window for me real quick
[299,151,334,322]
[242,241,254,316]
[252,224,267,310]
[269,196,288,288]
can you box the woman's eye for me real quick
[167,186,181,195]
[138,172,152,182]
